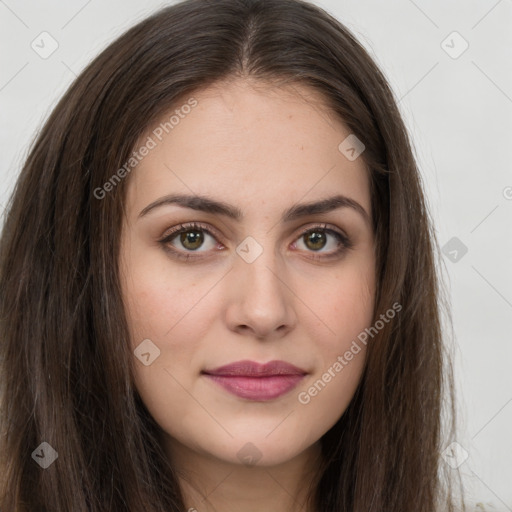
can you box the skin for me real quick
[119,78,376,512]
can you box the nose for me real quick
[223,243,297,340]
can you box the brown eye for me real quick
[158,222,220,259]
[178,229,205,251]
[158,222,352,262]
[293,224,353,260]
[303,230,328,251]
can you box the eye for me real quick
[291,223,353,260]
[158,222,353,261]
[158,222,220,260]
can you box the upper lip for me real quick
[202,360,307,377]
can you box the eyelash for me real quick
[157,222,353,261]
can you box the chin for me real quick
[211,433,318,468]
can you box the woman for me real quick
[0,0,464,510]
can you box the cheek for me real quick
[124,269,207,434]
[294,259,374,421]
[308,258,375,354]
[121,250,216,344]
[295,344,366,444]
[124,271,211,379]
[120,249,224,406]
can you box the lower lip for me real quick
[204,374,305,401]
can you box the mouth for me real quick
[201,360,307,401]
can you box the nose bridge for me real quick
[226,234,295,337]
[237,234,285,300]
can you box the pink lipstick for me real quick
[202,360,307,401]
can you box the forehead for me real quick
[124,79,370,220]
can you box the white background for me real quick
[1,0,511,509]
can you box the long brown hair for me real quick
[0,0,463,510]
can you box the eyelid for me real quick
[297,223,352,246]
[159,221,222,244]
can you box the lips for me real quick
[202,360,307,401]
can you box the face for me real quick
[119,78,376,469]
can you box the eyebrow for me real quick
[138,193,371,226]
